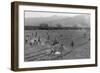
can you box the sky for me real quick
[24,11,82,18]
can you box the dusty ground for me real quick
[24,29,90,62]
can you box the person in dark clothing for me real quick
[38,36,41,44]
[71,41,74,48]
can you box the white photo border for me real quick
[18,5,96,68]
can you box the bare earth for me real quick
[24,29,90,62]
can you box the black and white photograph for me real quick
[24,11,90,62]
[11,1,97,71]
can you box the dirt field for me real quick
[24,29,90,62]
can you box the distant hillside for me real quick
[25,14,90,28]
